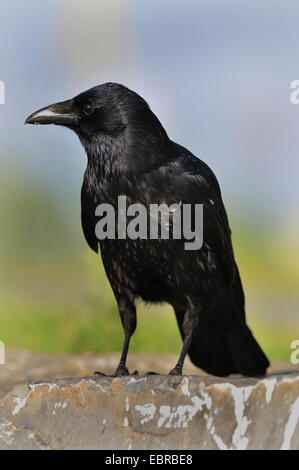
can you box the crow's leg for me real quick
[168,335,192,375]
[145,335,192,376]
[145,305,199,376]
[114,334,132,376]
[168,305,198,375]
[113,295,137,376]
[94,294,137,377]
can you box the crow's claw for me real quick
[93,368,139,377]
[114,364,130,376]
[168,366,182,376]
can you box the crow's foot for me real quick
[114,364,130,376]
[94,368,138,377]
[168,366,182,376]
[94,371,107,376]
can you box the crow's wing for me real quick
[140,142,236,287]
[81,181,99,253]
[166,144,269,375]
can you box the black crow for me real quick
[25,83,269,377]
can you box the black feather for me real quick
[26,82,270,376]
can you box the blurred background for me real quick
[0,0,298,361]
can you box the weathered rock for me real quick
[0,350,295,399]
[0,350,202,399]
[0,371,298,450]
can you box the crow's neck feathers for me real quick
[80,113,173,191]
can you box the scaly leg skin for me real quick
[113,333,131,376]
[94,334,139,377]
[144,336,190,376]
[169,304,200,375]
[145,308,196,376]
[168,334,192,375]
[168,306,198,375]
[95,294,138,377]
[114,366,139,377]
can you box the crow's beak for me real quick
[25,99,78,126]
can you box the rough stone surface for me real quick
[0,352,298,450]
[0,350,202,399]
[0,350,294,399]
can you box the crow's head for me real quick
[25,83,168,146]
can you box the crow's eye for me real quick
[82,104,94,115]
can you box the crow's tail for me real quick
[186,322,269,377]
[225,323,269,376]
[186,323,237,376]
[174,262,269,376]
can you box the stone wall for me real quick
[0,356,298,450]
